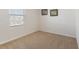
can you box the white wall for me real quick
[0,9,76,44]
[40,9,76,38]
[0,9,40,43]
[76,9,79,48]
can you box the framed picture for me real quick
[50,9,58,16]
[41,9,48,15]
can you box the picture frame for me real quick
[50,9,58,16]
[41,9,48,15]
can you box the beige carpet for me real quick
[0,31,78,49]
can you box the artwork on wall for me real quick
[50,9,58,16]
[41,9,48,15]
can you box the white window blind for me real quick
[9,9,24,16]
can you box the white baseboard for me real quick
[0,31,37,45]
[40,30,76,38]
[0,30,76,45]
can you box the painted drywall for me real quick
[0,9,40,43]
[76,9,79,48]
[0,9,76,44]
[40,9,76,38]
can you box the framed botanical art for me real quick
[41,9,48,15]
[50,9,58,16]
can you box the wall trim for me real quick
[40,30,76,38]
[0,31,37,45]
[0,30,76,45]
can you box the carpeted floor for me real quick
[0,31,78,49]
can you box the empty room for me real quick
[0,9,78,49]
